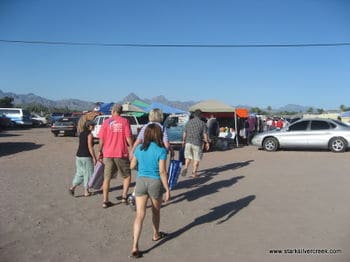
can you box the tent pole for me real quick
[234,111,239,148]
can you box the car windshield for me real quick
[333,119,349,127]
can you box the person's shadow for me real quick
[143,195,256,254]
[199,160,254,177]
[0,142,43,157]
[168,176,244,205]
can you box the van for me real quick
[0,108,33,126]
[92,114,143,141]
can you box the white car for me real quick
[31,113,48,126]
[92,114,143,140]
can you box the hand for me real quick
[163,190,170,202]
[205,142,210,151]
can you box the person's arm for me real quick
[159,159,170,202]
[88,133,97,165]
[130,155,138,170]
[203,125,210,151]
[129,138,141,160]
[98,138,104,160]
[182,131,187,148]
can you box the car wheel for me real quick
[263,137,279,152]
[329,137,347,153]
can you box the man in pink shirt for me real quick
[99,104,134,208]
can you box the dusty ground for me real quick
[0,127,349,262]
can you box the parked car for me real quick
[0,114,13,130]
[251,118,350,153]
[51,117,79,137]
[31,113,48,127]
[163,113,190,147]
[92,114,143,141]
[0,108,32,127]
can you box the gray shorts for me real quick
[135,176,164,199]
[103,157,131,180]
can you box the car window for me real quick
[124,115,136,125]
[289,120,309,131]
[311,120,331,130]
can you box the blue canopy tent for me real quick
[98,103,114,115]
[144,102,186,114]
[340,111,350,118]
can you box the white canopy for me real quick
[189,100,235,112]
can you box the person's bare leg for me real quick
[102,178,111,202]
[191,160,200,177]
[150,197,162,240]
[181,159,191,176]
[132,195,148,254]
[122,176,131,198]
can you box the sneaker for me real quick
[181,167,188,177]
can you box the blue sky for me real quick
[0,0,349,109]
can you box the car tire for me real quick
[329,137,347,153]
[263,137,279,152]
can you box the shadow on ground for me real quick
[0,142,43,157]
[168,176,244,205]
[143,195,256,255]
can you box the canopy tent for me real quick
[144,102,186,114]
[98,102,114,115]
[131,100,150,110]
[97,102,146,117]
[189,100,235,113]
[340,111,350,118]
[189,100,249,147]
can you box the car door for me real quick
[278,120,310,148]
[307,120,334,148]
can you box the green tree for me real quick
[307,107,314,114]
[0,96,14,107]
[340,105,347,112]
[317,108,324,114]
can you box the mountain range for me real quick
[0,89,311,113]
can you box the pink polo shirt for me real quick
[99,115,132,158]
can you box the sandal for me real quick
[129,250,142,258]
[68,188,74,196]
[152,231,168,241]
[121,196,128,205]
[102,201,113,209]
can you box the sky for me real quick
[0,0,350,110]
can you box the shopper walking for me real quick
[98,104,134,208]
[181,110,210,178]
[129,124,170,258]
[69,121,97,197]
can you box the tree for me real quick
[317,108,324,114]
[340,105,347,112]
[307,107,314,114]
[0,96,14,108]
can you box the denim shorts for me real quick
[135,176,164,199]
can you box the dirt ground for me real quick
[1,127,350,262]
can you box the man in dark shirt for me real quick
[181,110,210,178]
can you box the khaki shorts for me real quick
[184,143,203,161]
[135,176,164,199]
[103,157,131,180]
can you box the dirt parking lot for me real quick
[1,127,349,262]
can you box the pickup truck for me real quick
[92,114,143,141]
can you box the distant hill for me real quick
[0,89,96,111]
[0,89,313,113]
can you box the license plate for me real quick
[59,130,65,134]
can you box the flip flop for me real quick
[102,201,113,209]
[129,250,142,259]
[68,188,74,196]
[152,231,168,241]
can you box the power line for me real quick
[1,39,350,48]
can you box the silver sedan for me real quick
[251,118,350,153]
